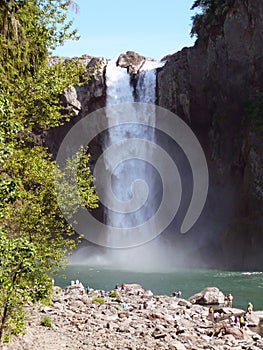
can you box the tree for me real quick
[0,230,52,342]
[190,0,234,38]
[0,0,79,81]
[0,0,99,341]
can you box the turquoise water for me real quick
[54,267,263,311]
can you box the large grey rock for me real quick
[254,311,263,321]
[246,311,261,327]
[220,307,245,316]
[189,287,225,305]
[117,51,146,74]
[223,325,245,340]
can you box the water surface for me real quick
[54,267,263,310]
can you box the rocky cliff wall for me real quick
[157,0,263,269]
[45,0,263,269]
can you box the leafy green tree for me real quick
[3,146,97,264]
[0,144,98,341]
[0,0,79,81]
[0,0,99,342]
[0,230,52,342]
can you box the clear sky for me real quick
[53,0,197,60]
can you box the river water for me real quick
[54,266,263,310]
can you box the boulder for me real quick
[219,307,245,316]
[121,283,145,293]
[246,311,260,326]
[169,341,187,350]
[177,299,192,308]
[117,51,146,74]
[189,287,225,305]
[223,325,245,340]
[254,311,263,321]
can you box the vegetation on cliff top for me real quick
[190,0,235,39]
[0,0,98,342]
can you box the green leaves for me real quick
[0,0,99,343]
[190,0,234,38]
[55,146,99,217]
[0,229,53,340]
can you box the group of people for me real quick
[209,300,254,327]
[224,293,233,307]
[229,314,248,328]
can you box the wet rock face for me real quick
[157,0,263,269]
[116,51,146,74]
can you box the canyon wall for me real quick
[46,0,263,269]
[157,0,263,269]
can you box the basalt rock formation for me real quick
[157,0,263,269]
[46,1,263,270]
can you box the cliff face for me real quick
[46,55,108,158]
[157,0,263,269]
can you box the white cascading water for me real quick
[104,59,162,236]
[136,60,163,104]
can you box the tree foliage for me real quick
[0,230,52,342]
[0,0,79,81]
[0,0,99,341]
[190,0,235,39]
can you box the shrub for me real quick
[40,316,52,327]
[92,297,105,304]
[108,291,118,298]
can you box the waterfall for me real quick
[136,60,163,104]
[104,59,162,239]
[61,56,209,270]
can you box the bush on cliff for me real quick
[190,0,235,39]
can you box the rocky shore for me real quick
[5,283,263,350]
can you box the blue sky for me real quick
[53,0,197,60]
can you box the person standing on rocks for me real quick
[229,314,235,326]
[228,293,233,307]
[240,315,245,328]
[247,302,253,313]
[213,311,219,323]
[235,316,240,327]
